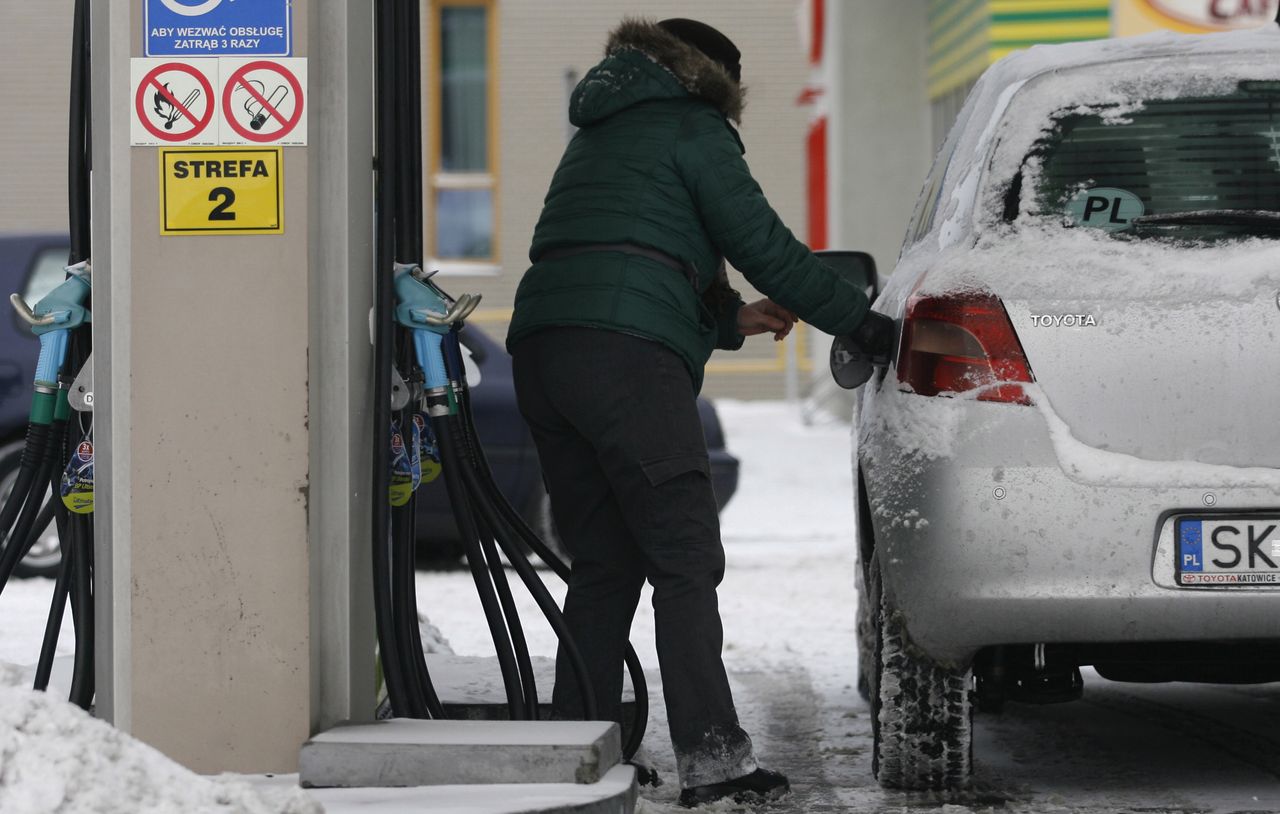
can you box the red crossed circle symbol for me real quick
[135,62,215,142]
[222,61,305,143]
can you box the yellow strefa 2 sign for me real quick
[159,147,283,235]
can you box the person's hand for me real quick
[737,299,798,341]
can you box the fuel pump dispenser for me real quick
[0,0,95,711]
[1,0,648,783]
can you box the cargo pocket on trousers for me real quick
[637,454,718,548]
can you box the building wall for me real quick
[0,2,819,401]
[0,0,73,235]
[832,1,931,280]
[432,0,817,401]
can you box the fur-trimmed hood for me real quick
[569,18,745,127]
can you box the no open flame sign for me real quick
[130,57,307,147]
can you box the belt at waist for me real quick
[539,242,697,289]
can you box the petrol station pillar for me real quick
[90,0,375,772]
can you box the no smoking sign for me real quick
[130,57,307,147]
[220,58,307,146]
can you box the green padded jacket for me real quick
[506,19,870,392]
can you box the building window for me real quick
[431,0,497,268]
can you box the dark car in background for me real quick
[0,234,739,573]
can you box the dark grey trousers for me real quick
[511,327,756,788]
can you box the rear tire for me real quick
[0,440,61,580]
[855,561,873,702]
[870,550,973,790]
[531,489,573,567]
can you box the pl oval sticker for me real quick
[1065,188,1145,232]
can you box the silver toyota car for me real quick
[844,27,1280,791]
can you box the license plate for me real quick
[1176,517,1280,586]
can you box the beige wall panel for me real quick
[0,0,73,234]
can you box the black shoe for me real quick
[678,768,790,807]
[631,762,662,787]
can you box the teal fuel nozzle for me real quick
[11,261,92,424]
[394,265,451,391]
[392,264,481,394]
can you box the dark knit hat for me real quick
[657,18,741,83]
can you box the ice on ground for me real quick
[714,399,855,544]
[0,684,320,814]
[418,613,453,655]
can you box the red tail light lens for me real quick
[897,291,1034,405]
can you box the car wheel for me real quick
[855,560,873,702]
[531,489,573,567]
[0,440,62,580]
[869,548,973,791]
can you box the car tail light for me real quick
[897,291,1034,405]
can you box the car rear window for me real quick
[1028,86,1280,239]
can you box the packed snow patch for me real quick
[0,685,320,814]
[916,223,1280,304]
[1029,384,1280,489]
[859,383,968,464]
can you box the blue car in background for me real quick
[0,234,739,572]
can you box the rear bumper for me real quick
[859,386,1280,666]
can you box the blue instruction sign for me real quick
[145,0,292,57]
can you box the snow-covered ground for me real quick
[1,401,1278,812]
[415,400,1280,813]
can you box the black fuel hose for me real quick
[442,337,633,738]
[456,457,595,718]
[67,511,93,709]
[372,0,411,717]
[390,469,429,719]
[12,0,95,701]
[60,319,94,709]
[449,380,648,759]
[393,0,423,264]
[394,440,445,719]
[68,0,90,266]
[436,410,526,720]
[17,492,58,568]
[0,423,51,546]
[383,0,447,723]
[476,513,539,715]
[402,558,445,720]
[0,423,62,594]
[33,496,72,692]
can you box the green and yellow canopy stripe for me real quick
[928,0,989,98]
[929,0,1112,99]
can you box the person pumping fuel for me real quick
[506,17,893,808]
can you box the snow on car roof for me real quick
[882,26,1280,310]
[983,24,1280,89]
[928,25,1280,255]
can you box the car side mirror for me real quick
[817,250,879,390]
[815,250,877,302]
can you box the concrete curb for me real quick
[303,764,639,814]
[300,719,622,788]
